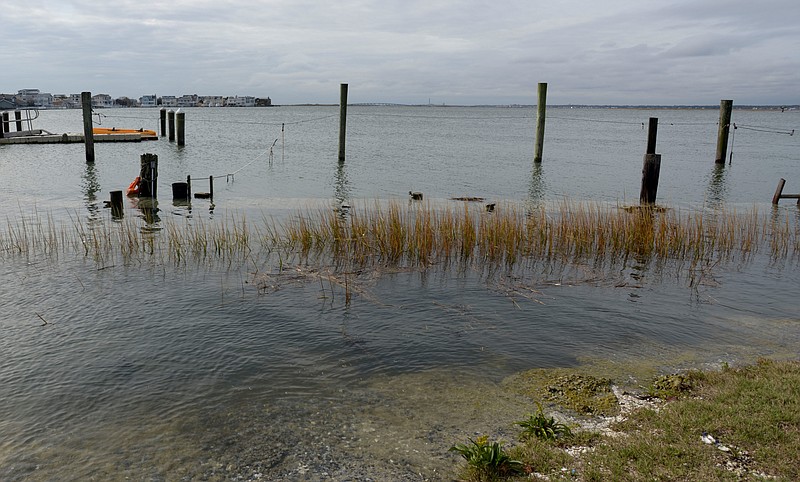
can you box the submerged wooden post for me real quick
[186,175,192,198]
[168,110,175,142]
[534,82,547,163]
[209,175,214,200]
[338,83,348,162]
[110,190,123,217]
[160,108,167,137]
[640,117,661,204]
[139,153,158,198]
[715,99,733,164]
[81,92,95,163]
[176,111,185,146]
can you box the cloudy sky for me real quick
[2,0,798,105]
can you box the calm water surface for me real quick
[1,106,799,480]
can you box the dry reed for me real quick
[1,203,797,279]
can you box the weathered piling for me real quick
[109,190,124,217]
[1,112,8,135]
[715,99,733,164]
[186,175,192,198]
[534,82,547,163]
[139,153,158,198]
[81,92,95,163]
[209,175,214,200]
[772,178,800,205]
[176,111,185,146]
[160,108,167,137]
[338,83,348,162]
[14,111,22,131]
[168,110,175,142]
[640,117,661,204]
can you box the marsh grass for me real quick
[1,202,797,282]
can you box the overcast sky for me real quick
[2,0,798,105]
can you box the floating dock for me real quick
[0,130,154,144]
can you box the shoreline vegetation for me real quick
[2,200,797,275]
[452,358,800,481]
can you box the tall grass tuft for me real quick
[1,202,798,280]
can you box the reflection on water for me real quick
[334,160,351,206]
[527,162,546,207]
[705,164,729,207]
[82,162,101,223]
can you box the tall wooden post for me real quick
[715,99,733,164]
[640,117,661,204]
[14,110,22,131]
[176,111,185,146]
[1,112,8,135]
[160,108,167,137]
[81,92,95,163]
[0,113,5,139]
[534,82,547,163]
[209,175,214,200]
[139,153,158,198]
[338,83,348,162]
[168,110,175,142]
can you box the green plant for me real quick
[449,435,525,480]
[515,403,573,441]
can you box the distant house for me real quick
[16,89,53,108]
[225,95,255,107]
[200,95,224,107]
[140,94,158,108]
[91,94,113,108]
[0,96,16,110]
[177,94,198,108]
[161,95,178,107]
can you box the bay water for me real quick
[1,106,798,480]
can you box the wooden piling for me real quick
[14,111,22,131]
[209,175,214,200]
[534,82,547,163]
[168,110,175,142]
[81,92,95,163]
[1,112,8,135]
[640,117,661,204]
[715,99,733,164]
[186,175,192,199]
[338,83,348,162]
[645,117,658,155]
[110,190,124,217]
[772,178,786,204]
[176,111,185,146]
[139,153,158,198]
[160,108,167,137]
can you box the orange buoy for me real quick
[126,176,141,196]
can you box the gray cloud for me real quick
[1,0,797,105]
